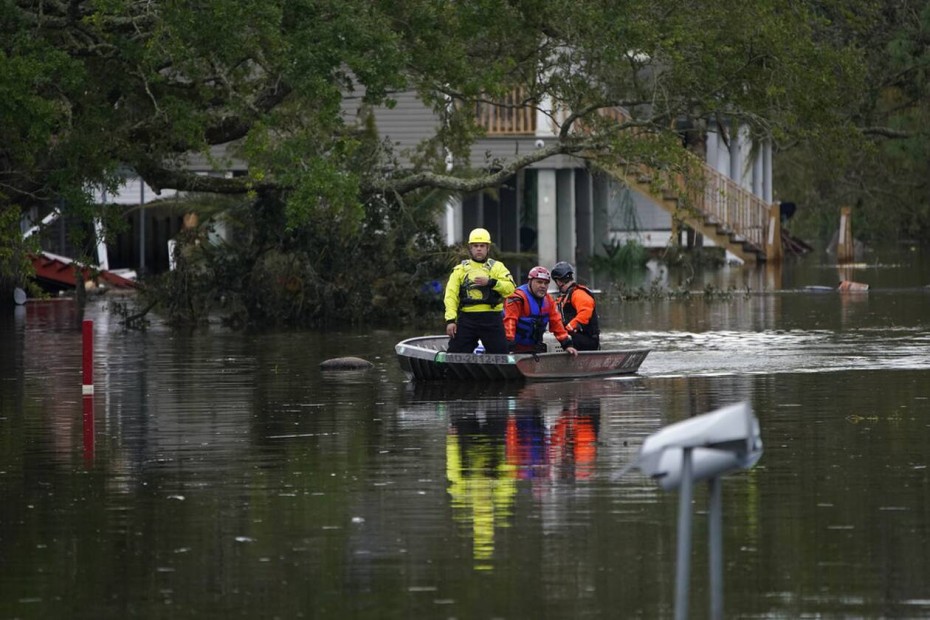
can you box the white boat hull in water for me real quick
[395,335,649,381]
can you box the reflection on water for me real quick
[3,250,930,618]
[618,247,930,293]
[446,407,515,570]
[441,381,628,571]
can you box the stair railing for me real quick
[473,94,771,255]
[696,160,769,250]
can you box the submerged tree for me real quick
[1,0,866,318]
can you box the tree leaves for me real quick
[6,0,904,315]
[2,0,868,212]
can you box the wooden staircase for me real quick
[597,154,772,263]
[473,94,774,261]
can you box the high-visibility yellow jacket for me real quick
[444,258,515,322]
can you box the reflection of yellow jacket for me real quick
[444,258,515,321]
[446,432,516,569]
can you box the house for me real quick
[22,149,247,278]
[32,86,775,281]
[349,88,777,282]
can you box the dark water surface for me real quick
[3,253,930,619]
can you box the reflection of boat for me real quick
[395,335,650,381]
[401,376,643,406]
[517,376,642,401]
[405,380,525,402]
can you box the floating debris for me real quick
[319,356,374,370]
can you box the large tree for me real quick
[775,1,930,246]
[1,0,864,317]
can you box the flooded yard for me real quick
[2,253,930,618]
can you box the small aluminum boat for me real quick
[395,335,649,381]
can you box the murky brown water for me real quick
[2,251,930,619]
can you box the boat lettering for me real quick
[442,352,514,364]
[580,358,621,370]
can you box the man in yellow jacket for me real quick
[444,228,516,354]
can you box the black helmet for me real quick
[551,261,574,280]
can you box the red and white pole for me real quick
[82,390,95,464]
[81,319,95,463]
[82,320,94,395]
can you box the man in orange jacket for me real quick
[551,261,600,351]
[504,266,578,356]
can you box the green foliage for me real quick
[590,239,650,283]
[604,278,691,301]
[604,277,743,302]
[0,205,41,304]
[775,1,930,246]
[3,0,898,318]
[135,189,450,328]
[661,245,727,269]
[2,0,867,207]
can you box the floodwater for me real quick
[2,250,930,619]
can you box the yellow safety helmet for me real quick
[468,228,492,244]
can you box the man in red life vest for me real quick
[551,261,601,351]
[504,266,578,356]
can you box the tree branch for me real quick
[861,126,916,139]
[134,160,274,195]
[365,139,593,195]
[203,81,293,144]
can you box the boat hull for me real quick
[515,348,650,380]
[395,336,649,381]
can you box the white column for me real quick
[706,130,719,170]
[715,130,729,177]
[592,173,610,256]
[728,120,741,183]
[537,170,558,268]
[536,90,559,138]
[556,169,576,265]
[443,197,462,245]
[763,140,773,203]
[739,125,753,190]
[94,219,109,271]
[575,171,594,263]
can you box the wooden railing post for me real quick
[765,203,782,262]
[837,206,854,263]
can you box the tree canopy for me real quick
[3,0,865,209]
[1,0,896,320]
[775,1,930,245]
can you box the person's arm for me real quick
[490,262,516,299]
[565,289,596,332]
[444,268,463,336]
[546,294,578,356]
[503,294,523,343]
